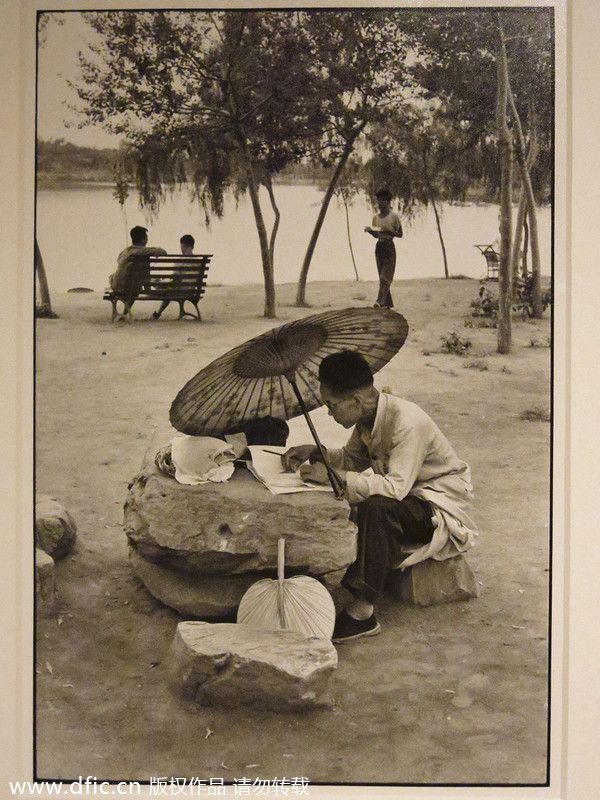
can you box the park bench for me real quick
[104,254,212,322]
[474,244,499,280]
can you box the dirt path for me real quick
[34,278,551,788]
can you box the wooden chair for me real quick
[474,244,500,280]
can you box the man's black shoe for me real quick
[332,610,381,643]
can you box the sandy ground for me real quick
[34,277,552,789]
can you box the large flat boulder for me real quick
[168,621,337,711]
[124,463,356,577]
[129,547,260,619]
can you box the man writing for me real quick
[282,350,478,643]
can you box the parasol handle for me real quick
[277,537,286,629]
[285,375,346,499]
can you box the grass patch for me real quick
[520,406,550,422]
[464,359,489,371]
[528,337,551,348]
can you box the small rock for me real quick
[387,556,478,606]
[168,621,337,711]
[35,548,56,614]
[35,496,77,560]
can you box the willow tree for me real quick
[73,10,325,318]
[294,9,416,306]
[367,106,484,279]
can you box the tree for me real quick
[35,14,66,319]
[404,7,553,349]
[496,15,513,354]
[294,9,416,306]
[35,238,58,319]
[367,106,483,279]
[74,10,326,317]
[502,10,553,317]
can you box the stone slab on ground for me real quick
[124,462,356,576]
[35,495,77,560]
[387,556,479,606]
[168,621,337,711]
[35,547,56,614]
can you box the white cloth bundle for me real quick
[170,435,238,485]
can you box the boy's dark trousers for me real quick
[375,240,396,308]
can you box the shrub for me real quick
[464,359,489,371]
[520,406,551,422]
[513,275,552,318]
[470,285,498,318]
[440,331,472,356]
[470,277,552,322]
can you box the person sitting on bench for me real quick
[152,234,195,320]
[281,350,478,643]
[109,225,166,302]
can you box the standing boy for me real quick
[282,350,477,643]
[365,189,403,308]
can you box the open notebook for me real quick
[247,445,333,496]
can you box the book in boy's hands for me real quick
[246,445,333,495]
[365,226,391,235]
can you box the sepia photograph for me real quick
[8,0,599,797]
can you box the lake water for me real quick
[35,183,552,294]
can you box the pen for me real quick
[261,448,284,456]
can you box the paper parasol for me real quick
[170,306,409,495]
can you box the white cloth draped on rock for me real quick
[170,435,238,485]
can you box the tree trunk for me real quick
[507,86,543,317]
[431,196,449,279]
[342,193,360,281]
[35,238,57,318]
[496,18,512,355]
[511,188,527,294]
[265,175,281,267]
[295,122,366,306]
[225,26,276,318]
[423,149,449,278]
[522,215,529,278]
[248,177,277,318]
[230,123,276,318]
[511,102,538,288]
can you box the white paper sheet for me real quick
[247,445,333,495]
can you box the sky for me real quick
[37,11,122,149]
